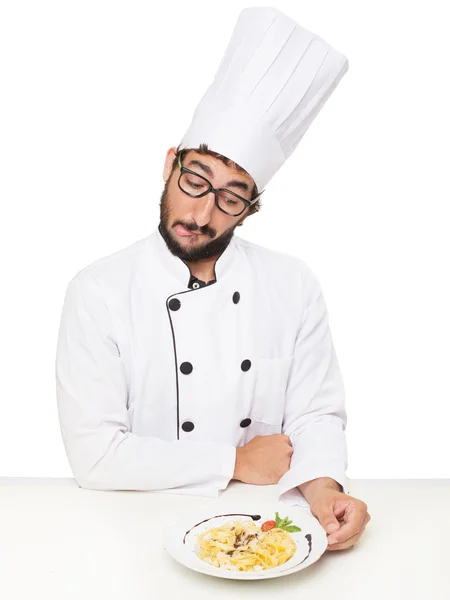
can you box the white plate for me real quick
[163,502,328,580]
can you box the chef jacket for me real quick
[55,226,349,500]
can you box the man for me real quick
[55,7,370,552]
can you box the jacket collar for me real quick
[151,225,238,288]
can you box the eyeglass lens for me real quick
[179,172,248,216]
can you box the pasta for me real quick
[196,518,297,572]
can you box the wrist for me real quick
[298,477,342,504]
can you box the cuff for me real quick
[276,458,349,499]
[215,444,237,491]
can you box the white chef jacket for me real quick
[55,227,349,501]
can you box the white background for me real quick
[1,0,449,479]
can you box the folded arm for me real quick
[55,274,236,491]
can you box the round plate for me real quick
[163,502,328,580]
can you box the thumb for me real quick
[315,507,340,533]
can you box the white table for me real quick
[0,478,449,599]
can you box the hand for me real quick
[232,434,293,485]
[308,488,371,551]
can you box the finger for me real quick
[327,503,368,545]
[327,523,367,551]
[328,514,370,551]
[328,513,370,550]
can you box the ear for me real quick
[163,146,178,182]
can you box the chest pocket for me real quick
[251,356,295,425]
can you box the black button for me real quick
[233,291,240,304]
[169,298,181,311]
[181,421,194,432]
[189,275,208,289]
[241,359,251,372]
[240,418,252,428]
[180,362,193,375]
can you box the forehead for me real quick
[184,150,252,183]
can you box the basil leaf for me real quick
[275,512,281,527]
[283,525,302,532]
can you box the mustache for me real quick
[174,221,216,238]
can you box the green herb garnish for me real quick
[275,511,302,533]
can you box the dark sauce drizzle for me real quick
[298,534,313,565]
[183,513,261,544]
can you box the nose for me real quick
[191,190,216,227]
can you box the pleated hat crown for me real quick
[179,6,349,191]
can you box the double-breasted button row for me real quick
[181,418,252,433]
[180,360,251,374]
[169,291,241,312]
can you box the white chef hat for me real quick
[179,6,349,192]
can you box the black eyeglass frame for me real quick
[177,154,264,217]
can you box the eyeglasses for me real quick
[177,154,264,217]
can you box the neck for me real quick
[184,257,217,282]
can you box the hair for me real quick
[171,143,262,217]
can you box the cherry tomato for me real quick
[261,520,277,532]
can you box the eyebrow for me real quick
[186,159,250,193]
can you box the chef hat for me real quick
[179,6,349,192]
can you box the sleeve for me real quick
[55,273,236,492]
[276,264,349,500]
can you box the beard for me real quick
[158,178,244,262]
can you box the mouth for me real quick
[174,224,200,238]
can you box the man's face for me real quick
[158,148,254,262]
